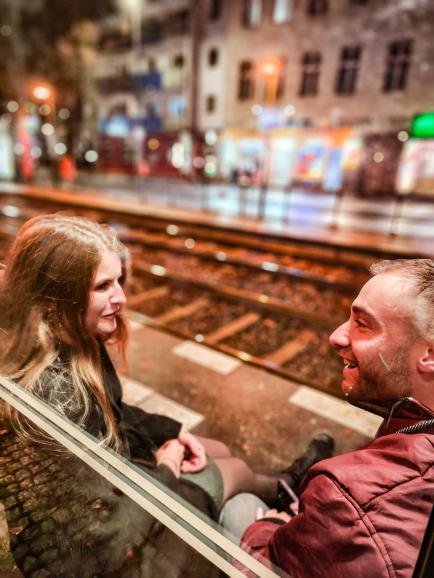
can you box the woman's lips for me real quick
[102,311,118,319]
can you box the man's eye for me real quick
[354,319,366,328]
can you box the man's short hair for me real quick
[369,259,434,340]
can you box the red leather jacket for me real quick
[241,399,434,578]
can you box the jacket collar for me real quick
[348,397,434,437]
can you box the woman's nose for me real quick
[111,283,127,305]
[329,320,350,349]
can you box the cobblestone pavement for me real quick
[0,428,219,578]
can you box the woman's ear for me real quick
[417,348,434,374]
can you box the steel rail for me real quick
[0,185,410,261]
[133,262,342,329]
[126,309,338,397]
[120,228,362,292]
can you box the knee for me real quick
[199,436,231,459]
[219,493,267,540]
[212,440,231,459]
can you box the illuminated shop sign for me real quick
[411,112,434,138]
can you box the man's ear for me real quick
[417,347,434,374]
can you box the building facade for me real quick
[93,0,434,194]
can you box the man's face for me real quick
[329,272,425,402]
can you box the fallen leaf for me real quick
[9,525,27,535]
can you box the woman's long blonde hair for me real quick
[0,214,129,449]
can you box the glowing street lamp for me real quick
[257,58,282,105]
[28,81,56,118]
[258,59,280,77]
[255,58,284,218]
[32,85,51,101]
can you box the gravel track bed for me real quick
[222,314,306,358]
[284,332,343,392]
[133,284,201,318]
[127,232,369,286]
[168,298,250,336]
[128,273,162,296]
[127,245,352,318]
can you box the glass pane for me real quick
[0,376,288,578]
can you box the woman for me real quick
[0,215,332,509]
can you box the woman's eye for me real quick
[95,281,110,291]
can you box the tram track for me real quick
[0,189,403,399]
[0,189,392,282]
[117,226,365,292]
[131,260,346,327]
[127,265,344,396]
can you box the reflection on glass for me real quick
[0,377,287,578]
[0,215,289,577]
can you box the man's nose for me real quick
[329,320,350,349]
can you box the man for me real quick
[238,259,434,578]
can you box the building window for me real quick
[273,0,293,23]
[242,0,262,28]
[206,95,216,113]
[209,0,222,20]
[299,51,321,96]
[383,39,412,92]
[335,45,362,95]
[208,47,219,67]
[306,0,328,16]
[173,54,184,68]
[148,58,157,73]
[238,60,255,101]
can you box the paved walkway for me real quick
[116,319,378,473]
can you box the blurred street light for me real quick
[255,57,284,217]
[32,85,51,101]
[6,101,18,113]
[257,58,282,105]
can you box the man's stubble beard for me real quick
[358,347,411,402]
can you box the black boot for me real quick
[282,432,335,495]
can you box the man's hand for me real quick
[256,507,291,523]
[178,430,207,473]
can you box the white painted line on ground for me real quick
[289,386,383,438]
[172,341,242,375]
[120,375,204,431]
[139,392,204,431]
[120,376,154,405]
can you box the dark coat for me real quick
[100,344,184,457]
[0,347,219,577]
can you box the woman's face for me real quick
[85,251,127,338]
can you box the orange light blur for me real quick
[32,85,51,101]
[28,80,56,104]
[258,59,281,77]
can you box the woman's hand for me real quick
[178,430,207,473]
[155,439,185,478]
